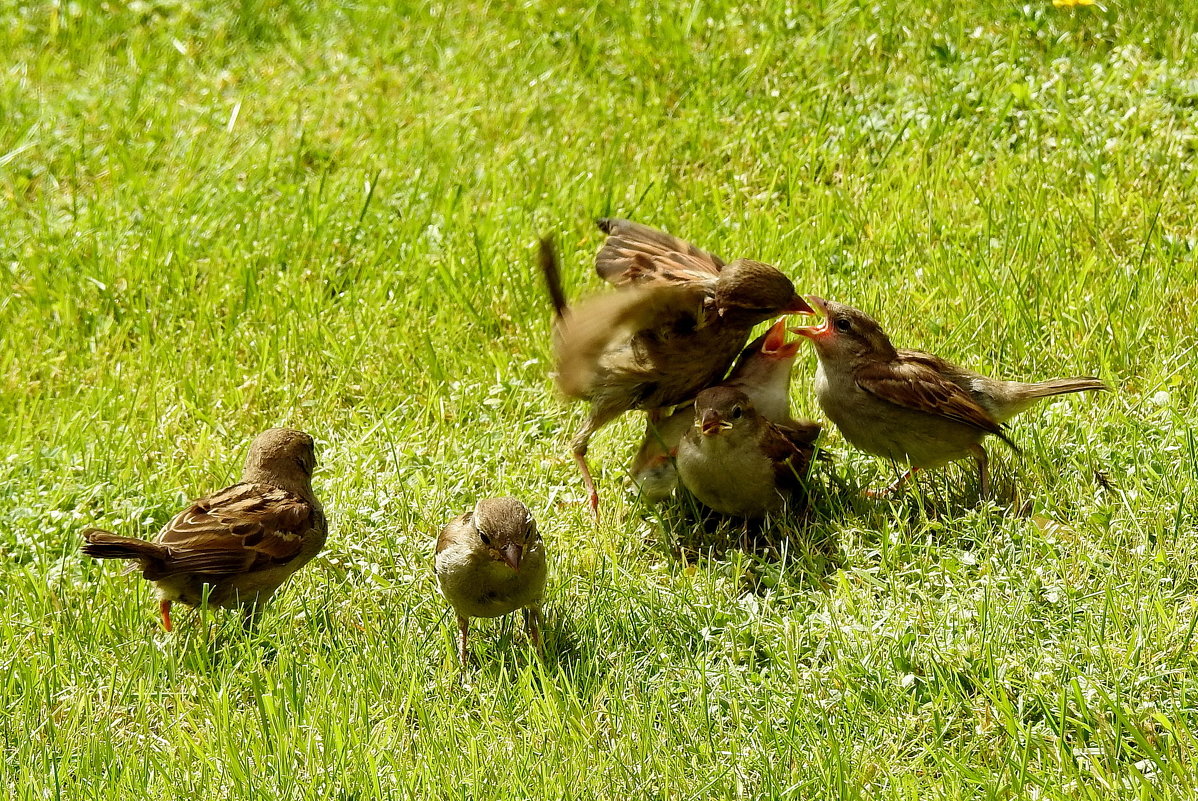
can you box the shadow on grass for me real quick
[867,457,1034,528]
[538,608,612,688]
[460,608,612,696]
[637,463,852,586]
[635,454,1051,578]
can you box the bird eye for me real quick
[479,532,491,546]
[834,318,851,333]
[731,405,743,420]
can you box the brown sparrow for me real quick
[675,386,821,518]
[793,297,1109,495]
[631,320,820,500]
[434,497,547,666]
[540,220,813,517]
[80,428,326,631]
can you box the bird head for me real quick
[243,428,318,488]
[714,260,814,326]
[791,297,897,363]
[694,387,760,439]
[472,497,539,572]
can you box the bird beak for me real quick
[790,296,829,339]
[499,542,523,572]
[760,319,801,359]
[699,410,732,437]
[784,294,815,314]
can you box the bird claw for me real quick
[160,600,174,632]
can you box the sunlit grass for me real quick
[1,1,1196,798]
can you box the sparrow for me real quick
[675,386,821,518]
[792,297,1109,495]
[80,427,326,631]
[631,319,820,501]
[629,405,696,502]
[540,219,813,517]
[434,497,547,666]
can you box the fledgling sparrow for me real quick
[80,428,326,631]
[675,386,821,518]
[793,297,1109,495]
[540,219,813,517]
[631,320,820,501]
[434,497,547,666]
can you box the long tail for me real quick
[539,237,568,319]
[1017,377,1109,399]
[80,528,168,562]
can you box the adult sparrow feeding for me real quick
[540,219,813,517]
[675,386,821,518]
[793,297,1109,495]
[81,428,326,631]
[631,320,820,501]
[435,497,547,666]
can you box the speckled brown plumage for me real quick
[81,428,326,630]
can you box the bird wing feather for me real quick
[152,483,312,575]
[436,512,472,559]
[595,218,725,287]
[761,422,818,493]
[552,283,713,399]
[855,359,1007,436]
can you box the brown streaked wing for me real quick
[774,419,822,446]
[154,483,311,570]
[761,423,816,492]
[596,219,725,287]
[855,359,1005,436]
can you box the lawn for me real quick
[1,0,1196,798]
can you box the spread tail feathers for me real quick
[80,528,168,562]
[539,237,568,319]
[1019,377,1109,399]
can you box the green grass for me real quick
[2,0,1197,797]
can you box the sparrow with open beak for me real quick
[434,497,547,666]
[80,428,326,631]
[674,386,821,518]
[631,320,821,501]
[541,219,813,518]
[793,297,1109,496]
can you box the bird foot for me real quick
[160,600,174,632]
[865,468,917,498]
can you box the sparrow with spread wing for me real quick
[541,219,813,517]
[80,427,325,631]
